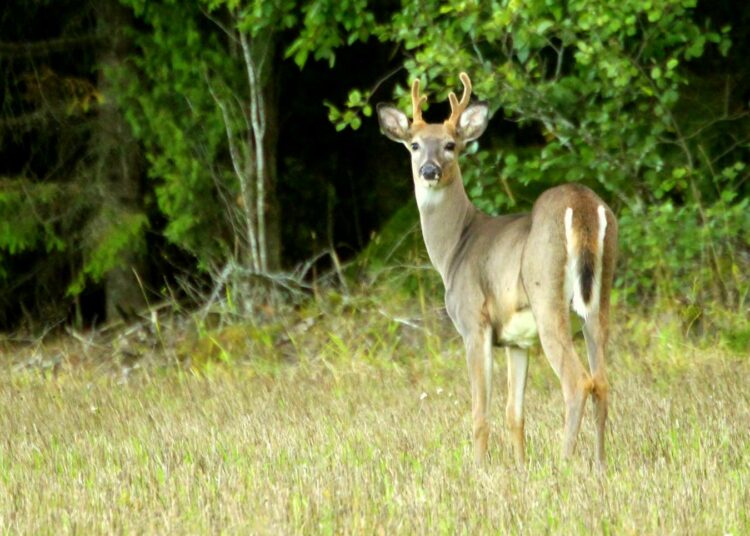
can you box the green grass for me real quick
[1,290,748,534]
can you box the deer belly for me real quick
[499,310,538,348]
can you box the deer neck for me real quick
[414,169,477,280]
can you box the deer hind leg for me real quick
[464,325,494,465]
[505,346,529,465]
[583,312,610,469]
[532,304,592,460]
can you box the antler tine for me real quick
[446,72,473,127]
[411,79,427,125]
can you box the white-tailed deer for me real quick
[377,73,617,467]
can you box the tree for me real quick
[115,0,381,303]
[0,1,151,327]
[88,1,149,320]
[0,0,387,327]
[116,0,287,279]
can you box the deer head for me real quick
[377,72,489,189]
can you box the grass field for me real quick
[1,292,748,534]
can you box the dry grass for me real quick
[0,289,748,534]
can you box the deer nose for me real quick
[420,163,441,181]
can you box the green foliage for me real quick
[284,0,381,130]
[285,0,377,68]
[0,179,67,278]
[67,209,149,296]
[354,201,420,273]
[114,1,235,266]
[335,0,748,308]
[325,90,373,131]
[116,0,381,270]
[619,196,750,304]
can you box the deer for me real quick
[377,73,617,468]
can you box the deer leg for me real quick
[583,316,609,469]
[533,309,591,460]
[464,326,493,465]
[557,347,590,460]
[505,346,529,466]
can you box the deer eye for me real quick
[445,142,456,151]
[411,142,420,151]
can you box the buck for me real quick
[377,73,617,467]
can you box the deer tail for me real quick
[564,205,608,320]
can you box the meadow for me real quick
[1,287,748,535]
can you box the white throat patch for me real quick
[415,182,445,210]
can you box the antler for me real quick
[445,72,472,128]
[411,78,427,126]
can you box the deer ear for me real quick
[377,103,410,142]
[457,102,489,143]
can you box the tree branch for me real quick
[205,74,261,271]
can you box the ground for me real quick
[0,288,748,534]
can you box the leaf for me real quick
[536,19,554,35]
[348,90,362,106]
[294,48,309,69]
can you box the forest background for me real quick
[1,0,748,340]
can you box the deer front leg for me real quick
[464,327,493,465]
[505,346,529,466]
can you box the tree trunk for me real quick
[262,54,281,271]
[96,1,147,322]
[239,28,281,272]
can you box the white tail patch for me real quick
[589,205,608,316]
[564,206,608,320]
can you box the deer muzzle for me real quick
[420,162,441,182]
